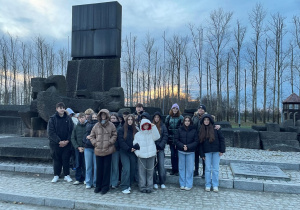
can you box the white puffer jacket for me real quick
[133,119,160,158]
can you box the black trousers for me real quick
[96,154,112,192]
[169,143,178,173]
[50,143,71,176]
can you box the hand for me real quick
[59,141,66,147]
[151,123,155,126]
[183,145,187,151]
[202,157,205,160]
[219,152,223,156]
[87,135,92,140]
[131,148,136,152]
[215,125,221,130]
[78,147,84,153]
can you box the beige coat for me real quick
[90,109,117,156]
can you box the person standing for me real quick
[134,119,160,193]
[88,109,117,195]
[48,102,74,183]
[199,114,225,192]
[165,103,183,176]
[175,116,198,190]
[152,112,168,189]
[83,112,97,189]
[71,112,87,185]
[118,114,138,194]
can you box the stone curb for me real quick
[0,192,167,210]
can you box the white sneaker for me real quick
[153,184,159,189]
[180,186,185,190]
[128,187,131,191]
[161,184,166,189]
[205,187,211,192]
[184,187,192,191]
[213,187,219,192]
[73,181,80,185]
[51,176,59,183]
[86,185,91,189]
[64,175,72,182]
[122,189,131,194]
[84,181,86,185]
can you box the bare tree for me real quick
[249,3,266,123]
[206,8,233,120]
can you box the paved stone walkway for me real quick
[0,171,300,210]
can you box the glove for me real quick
[133,143,140,150]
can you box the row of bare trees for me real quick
[0,34,69,105]
[122,4,300,123]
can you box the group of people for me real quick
[47,102,225,195]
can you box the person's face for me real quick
[172,107,178,114]
[123,114,128,119]
[79,116,86,124]
[198,108,205,115]
[101,113,106,120]
[118,117,123,122]
[110,115,118,122]
[85,114,90,119]
[91,114,97,120]
[184,118,190,127]
[56,107,65,115]
[127,117,133,125]
[142,123,149,130]
[154,115,160,123]
[136,106,143,113]
[204,118,210,126]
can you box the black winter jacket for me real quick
[199,129,225,158]
[152,112,168,150]
[175,125,199,152]
[47,112,74,145]
[83,120,97,149]
[118,125,135,153]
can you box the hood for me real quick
[66,108,74,115]
[97,109,110,122]
[140,119,152,130]
[141,112,151,120]
[152,111,162,120]
[200,114,215,125]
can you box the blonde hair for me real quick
[84,108,94,115]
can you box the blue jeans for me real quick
[205,152,220,188]
[120,150,137,190]
[153,150,166,185]
[178,151,195,188]
[75,149,85,182]
[84,148,97,187]
[110,150,120,187]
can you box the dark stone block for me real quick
[118,108,131,114]
[44,75,66,96]
[31,117,47,130]
[66,59,121,96]
[216,121,232,128]
[31,78,46,93]
[296,120,300,126]
[71,2,122,58]
[261,139,300,150]
[233,128,260,149]
[259,131,297,140]
[251,125,267,131]
[30,100,38,112]
[221,129,234,147]
[18,111,38,129]
[183,109,196,114]
[266,123,280,132]
[267,144,300,152]
[285,126,299,133]
[280,119,294,128]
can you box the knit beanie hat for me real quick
[198,104,206,112]
[171,103,179,110]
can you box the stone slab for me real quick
[261,139,300,150]
[219,179,233,189]
[266,123,280,132]
[0,164,14,172]
[264,183,300,194]
[230,163,290,181]
[234,180,263,191]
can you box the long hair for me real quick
[199,118,215,143]
[123,114,137,139]
[152,115,162,135]
[169,109,181,117]
[183,115,193,130]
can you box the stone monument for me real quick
[19,2,124,137]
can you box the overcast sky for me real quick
[0,0,299,48]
